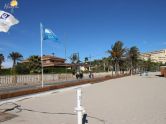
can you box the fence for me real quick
[0,74,75,88]
[0,71,127,89]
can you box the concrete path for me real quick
[1,72,166,124]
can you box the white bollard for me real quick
[75,88,85,124]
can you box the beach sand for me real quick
[1,72,166,124]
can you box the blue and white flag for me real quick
[0,10,19,32]
[43,28,58,41]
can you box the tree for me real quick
[128,46,140,74]
[70,53,79,64]
[102,57,107,72]
[70,53,80,73]
[118,58,129,73]
[8,52,23,75]
[91,59,103,72]
[84,57,91,71]
[28,55,41,74]
[107,57,114,72]
[0,53,5,70]
[8,52,23,68]
[84,57,89,63]
[107,41,126,74]
[102,57,113,72]
[15,63,30,74]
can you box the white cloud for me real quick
[2,59,12,68]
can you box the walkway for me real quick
[1,72,166,124]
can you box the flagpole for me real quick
[40,23,44,88]
[64,39,67,80]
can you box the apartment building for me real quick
[140,49,166,64]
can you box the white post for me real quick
[89,55,91,72]
[131,59,132,76]
[75,88,84,124]
[40,23,44,88]
[64,43,67,80]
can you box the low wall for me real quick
[160,66,166,77]
[0,74,130,100]
[164,69,166,77]
[0,74,74,88]
[0,72,121,88]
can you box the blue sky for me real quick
[0,0,166,67]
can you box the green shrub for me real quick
[0,68,12,75]
[44,67,72,74]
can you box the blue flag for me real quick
[43,28,58,41]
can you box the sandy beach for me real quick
[1,72,166,124]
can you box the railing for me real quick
[0,71,129,89]
[0,74,74,88]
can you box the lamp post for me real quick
[88,55,92,72]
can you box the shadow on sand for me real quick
[155,75,164,77]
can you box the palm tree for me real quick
[8,52,23,68]
[102,57,111,72]
[84,57,90,71]
[128,46,140,74]
[8,52,22,82]
[0,53,5,70]
[107,57,114,73]
[107,41,126,74]
[84,57,89,63]
[28,55,41,73]
[70,53,79,64]
[70,53,80,73]
[91,59,101,72]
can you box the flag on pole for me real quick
[0,10,19,32]
[43,28,58,41]
[40,23,59,88]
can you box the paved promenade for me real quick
[1,72,166,124]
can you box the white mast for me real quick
[75,88,85,124]
[40,23,44,88]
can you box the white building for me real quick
[140,49,166,64]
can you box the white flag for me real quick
[0,10,19,32]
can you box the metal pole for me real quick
[89,55,91,72]
[40,23,44,88]
[78,53,80,72]
[64,43,67,80]
[131,59,132,76]
[75,88,84,124]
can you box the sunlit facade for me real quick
[140,49,166,64]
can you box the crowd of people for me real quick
[73,71,94,79]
